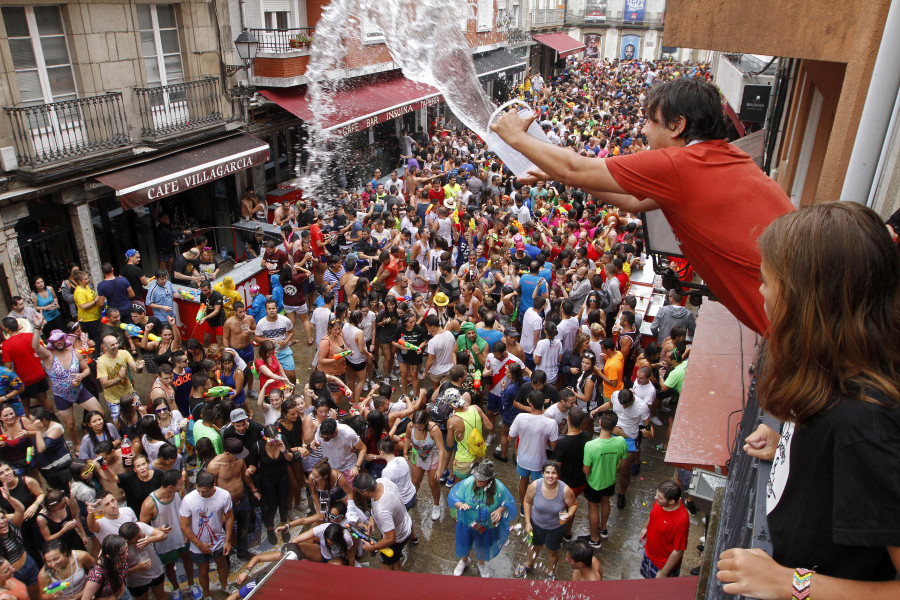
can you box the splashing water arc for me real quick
[299,0,498,200]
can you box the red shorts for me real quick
[569,483,587,497]
[201,321,224,336]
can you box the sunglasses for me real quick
[155,407,169,414]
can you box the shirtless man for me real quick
[94,441,127,502]
[206,437,259,561]
[149,364,176,411]
[223,301,257,389]
[566,539,603,581]
[32,316,103,445]
[240,187,266,222]
[273,201,292,227]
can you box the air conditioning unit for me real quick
[0,147,18,172]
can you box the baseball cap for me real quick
[230,408,248,423]
[504,327,520,338]
[515,241,525,251]
[224,438,248,460]
[125,249,138,259]
[249,285,260,294]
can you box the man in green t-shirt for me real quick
[193,404,224,455]
[581,412,627,549]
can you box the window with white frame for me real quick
[137,4,187,128]
[137,4,184,87]
[2,5,82,154]
[477,0,493,32]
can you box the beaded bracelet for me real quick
[792,568,814,600]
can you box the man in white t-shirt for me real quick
[424,314,456,385]
[595,388,650,509]
[632,367,658,415]
[179,471,233,600]
[509,389,559,510]
[544,388,577,436]
[87,491,137,543]
[520,297,545,371]
[533,321,563,384]
[254,299,296,381]
[556,299,580,355]
[353,473,413,571]
[314,418,367,485]
[379,439,417,509]
[309,291,335,367]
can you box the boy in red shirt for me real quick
[640,479,690,578]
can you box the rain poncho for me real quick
[447,476,517,561]
[248,291,267,322]
[213,276,242,319]
[269,274,284,312]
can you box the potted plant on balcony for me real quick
[289,32,313,49]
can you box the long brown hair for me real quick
[757,202,900,423]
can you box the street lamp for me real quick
[227,27,259,76]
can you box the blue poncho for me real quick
[447,476,517,561]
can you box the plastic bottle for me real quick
[121,435,133,460]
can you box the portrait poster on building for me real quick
[621,34,641,60]
[584,34,601,58]
[624,0,646,23]
[585,0,607,21]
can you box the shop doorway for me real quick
[17,210,80,293]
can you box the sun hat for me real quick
[432,292,450,307]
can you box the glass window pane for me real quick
[46,66,76,98]
[15,70,43,103]
[140,31,157,57]
[41,36,71,66]
[159,29,180,54]
[137,5,152,30]
[34,6,63,36]
[144,57,161,85]
[2,7,29,38]
[8,39,36,69]
[156,5,177,29]
[163,55,184,83]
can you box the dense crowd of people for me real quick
[0,50,896,600]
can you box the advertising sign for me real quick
[621,34,641,61]
[624,0,646,23]
[740,85,772,123]
[584,34,601,59]
[585,0,607,21]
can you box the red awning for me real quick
[260,72,442,137]
[532,32,587,58]
[249,559,699,600]
[94,134,269,209]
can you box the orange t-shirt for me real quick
[602,351,625,399]
[606,140,794,335]
[318,335,347,377]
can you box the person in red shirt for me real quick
[375,247,402,292]
[427,180,445,205]
[260,240,288,276]
[1,317,50,413]
[640,479,690,578]
[491,77,794,336]
[309,210,327,286]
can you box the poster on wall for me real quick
[585,0,607,22]
[621,34,641,60]
[624,0,646,23]
[584,34,601,58]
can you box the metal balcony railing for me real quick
[133,76,224,141]
[564,10,665,28]
[4,92,132,169]
[530,8,565,27]
[250,27,315,54]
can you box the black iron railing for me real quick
[4,92,132,169]
[564,10,665,28]
[702,348,773,600]
[530,8,566,27]
[250,27,315,53]
[133,76,224,141]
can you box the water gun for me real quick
[26,447,33,464]
[179,289,200,301]
[519,269,529,275]
[195,303,207,323]
[342,386,353,399]
[43,581,70,595]
[76,346,92,356]
[345,524,394,557]
[399,337,420,352]
[100,308,108,325]
[473,370,482,390]
[0,435,8,443]
[121,323,160,342]
[556,204,569,215]
[469,218,476,231]
[425,204,434,215]
[394,296,412,302]
[367,277,379,292]
[204,386,235,398]
[332,350,352,359]
[452,211,460,225]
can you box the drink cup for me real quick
[559,509,568,524]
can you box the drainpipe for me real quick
[840,0,900,203]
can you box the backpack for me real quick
[427,397,452,425]
[460,410,486,458]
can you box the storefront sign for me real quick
[330,94,442,137]
[740,85,772,123]
[96,134,271,209]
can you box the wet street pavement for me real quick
[127,338,705,590]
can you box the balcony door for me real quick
[138,4,187,130]
[2,6,83,161]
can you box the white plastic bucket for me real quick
[484,100,553,177]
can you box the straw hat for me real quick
[432,292,450,306]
